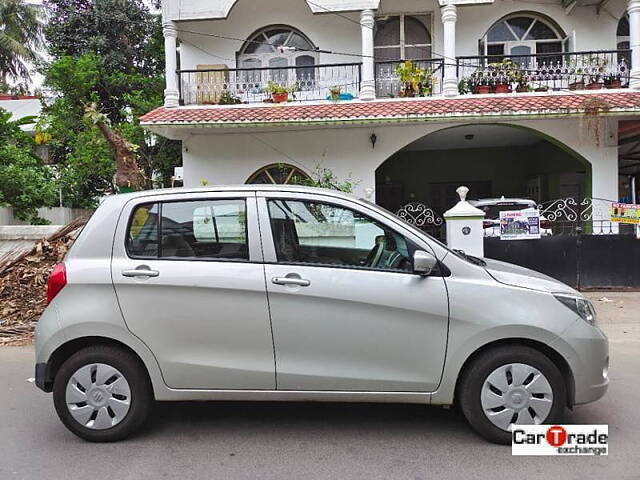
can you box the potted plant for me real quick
[604,73,622,89]
[329,86,341,102]
[217,90,242,105]
[395,60,432,97]
[266,81,297,103]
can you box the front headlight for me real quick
[553,294,597,325]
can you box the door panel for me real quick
[112,194,275,390]
[266,264,449,391]
[261,195,449,392]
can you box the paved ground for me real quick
[1,292,638,480]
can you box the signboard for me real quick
[500,208,541,240]
[611,202,640,224]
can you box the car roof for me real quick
[470,198,537,207]
[100,185,359,206]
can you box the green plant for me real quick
[395,60,432,97]
[291,164,359,193]
[218,90,242,105]
[265,81,298,95]
[329,85,341,102]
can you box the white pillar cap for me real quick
[443,186,486,218]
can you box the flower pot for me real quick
[272,92,289,103]
[586,82,603,90]
[495,84,511,94]
[516,86,529,93]
[605,80,622,89]
[569,81,585,91]
[475,85,491,94]
[534,87,549,92]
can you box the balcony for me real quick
[177,50,632,106]
[178,59,445,106]
[456,50,631,94]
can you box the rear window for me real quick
[126,199,248,261]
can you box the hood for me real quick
[483,258,579,295]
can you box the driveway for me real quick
[1,292,638,480]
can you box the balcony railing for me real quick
[456,50,631,94]
[375,58,445,97]
[178,62,362,105]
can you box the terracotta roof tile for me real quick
[140,92,640,127]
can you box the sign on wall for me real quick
[611,202,640,224]
[500,209,541,240]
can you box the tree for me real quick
[40,0,181,203]
[0,0,43,85]
[0,108,56,223]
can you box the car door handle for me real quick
[122,267,159,278]
[271,276,311,287]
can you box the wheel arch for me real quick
[453,338,576,408]
[41,336,152,394]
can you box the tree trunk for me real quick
[94,120,146,191]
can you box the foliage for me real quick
[265,81,298,95]
[0,0,44,83]
[0,108,56,222]
[395,60,432,97]
[218,90,242,105]
[39,0,182,205]
[293,164,359,193]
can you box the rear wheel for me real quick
[458,345,566,444]
[53,345,153,442]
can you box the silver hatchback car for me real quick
[35,186,608,444]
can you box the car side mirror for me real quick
[413,250,438,276]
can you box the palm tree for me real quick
[0,0,43,85]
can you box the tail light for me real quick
[482,221,495,229]
[47,263,67,305]
[540,219,552,229]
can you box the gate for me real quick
[395,202,446,242]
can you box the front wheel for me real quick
[53,345,153,442]
[458,345,567,444]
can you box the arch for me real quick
[480,12,567,58]
[374,14,432,61]
[374,123,593,216]
[246,163,311,185]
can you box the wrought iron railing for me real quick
[537,197,625,235]
[178,62,362,105]
[395,202,446,241]
[375,58,445,98]
[456,50,631,94]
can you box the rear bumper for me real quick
[35,362,52,392]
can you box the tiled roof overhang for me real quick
[140,91,640,129]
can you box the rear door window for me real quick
[127,203,160,258]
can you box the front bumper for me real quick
[551,319,609,406]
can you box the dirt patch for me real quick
[0,219,86,345]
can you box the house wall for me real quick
[175,0,629,72]
[180,117,619,212]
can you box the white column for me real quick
[360,9,376,101]
[163,21,180,108]
[629,0,640,89]
[444,186,486,258]
[441,3,458,97]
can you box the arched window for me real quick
[246,164,310,185]
[238,26,318,87]
[374,15,432,61]
[481,14,565,59]
[617,15,631,67]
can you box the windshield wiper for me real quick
[453,249,487,267]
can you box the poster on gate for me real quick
[500,208,541,240]
[611,202,640,224]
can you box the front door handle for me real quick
[122,266,160,278]
[272,276,311,287]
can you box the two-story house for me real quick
[141,0,640,222]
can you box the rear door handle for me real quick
[272,276,311,287]
[122,267,159,278]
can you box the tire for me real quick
[458,345,566,445]
[53,345,153,442]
